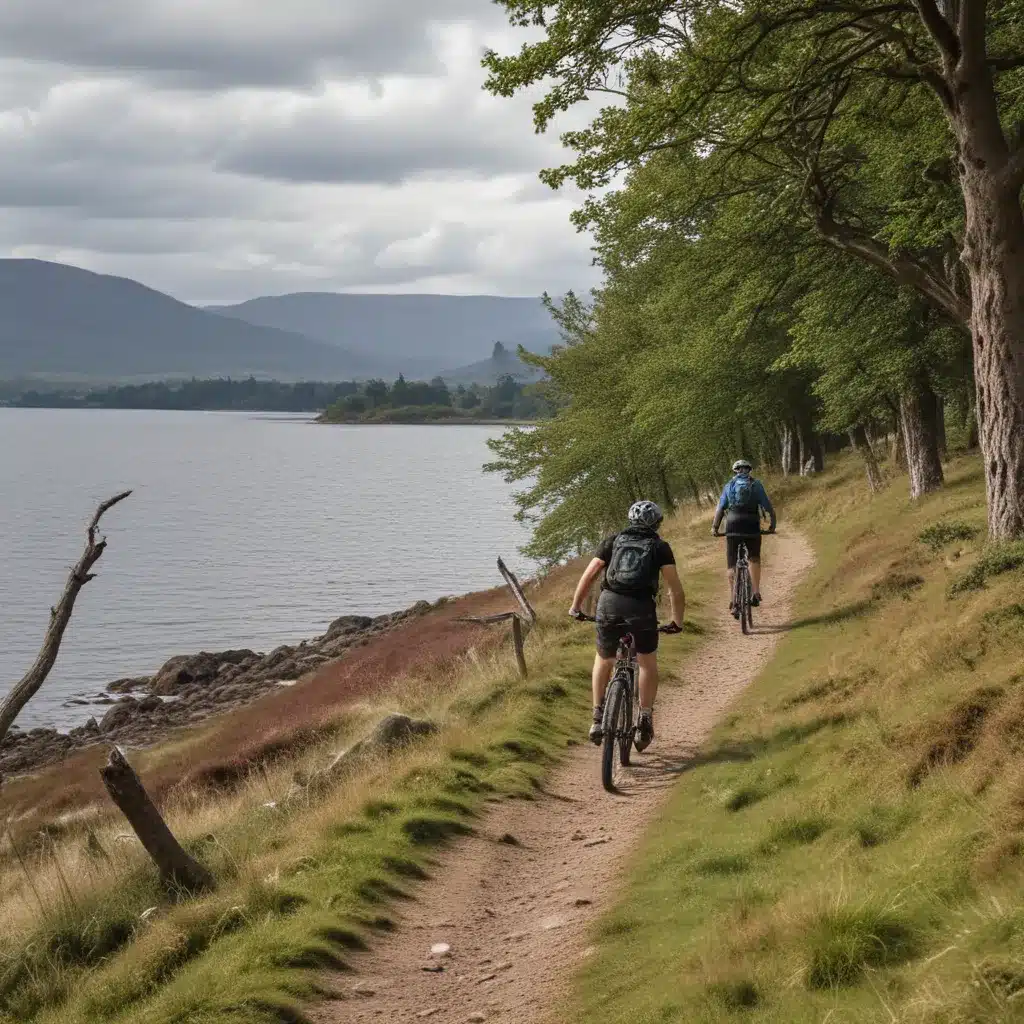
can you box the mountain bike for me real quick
[715,530,770,635]
[572,613,679,792]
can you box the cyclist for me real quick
[712,459,776,616]
[568,500,685,752]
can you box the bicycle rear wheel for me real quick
[744,574,754,632]
[618,671,634,768]
[601,675,628,792]
[738,565,751,635]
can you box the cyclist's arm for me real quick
[661,564,685,626]
[754,481,777,531]
[569,557,605,615]
[711,486,729,534]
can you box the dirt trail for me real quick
[314,530,814,1024]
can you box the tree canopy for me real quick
[484,0,1024,553]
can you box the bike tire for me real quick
[618,671,634,768]
[601,676,628,792]
[739,565,751,635]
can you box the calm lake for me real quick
[0,410,532,730]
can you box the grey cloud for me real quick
[215,100,554,185]
[0,0,506,86]
[0,2,601,302]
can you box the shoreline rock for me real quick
[0,599,441,780]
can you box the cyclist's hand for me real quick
[569,608,585,621]
[768,525,777,534]
[711,529,720,537]
[660,621,683,635]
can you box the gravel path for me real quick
[313,529,814,1024]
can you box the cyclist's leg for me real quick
[591,653,615,708]
[635,627,660,750]
[590,619,620,742]
[636,651,659,708]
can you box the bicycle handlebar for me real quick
[570,611,681,634]
[712,530,773,537]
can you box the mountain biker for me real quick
[568,500,685,753]
[712,459,776,616]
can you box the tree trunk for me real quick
[936,393,947,462]
[658,464,673,511]
[958,177,1024,537]
[101,747,214,893]
[796,419,824,475]
[849,425,883,493]
[779,423,796,476]
[945,27,1024,538]
[899,374,945,500]
[687,474,703,507]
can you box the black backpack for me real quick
[604,529,660,595]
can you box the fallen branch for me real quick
[497,557,536,625]
[100,746,215,893]
[456,612,518,625]
[0,490,131,753]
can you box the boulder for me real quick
[100,697,138,733]
[308,714,439,792]
[107,676,152,695]
[324,614,373,641]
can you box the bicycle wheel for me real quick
[618,670,634,768]
[738,565,751,635]
[744,573,754,632]
[601,675,628,792]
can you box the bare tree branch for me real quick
[0,490,132,754]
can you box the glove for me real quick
[569,609,585,621]
[661,622,683,634]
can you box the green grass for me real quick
[563,453,1024,1024]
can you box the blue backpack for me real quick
[727,475,758,515]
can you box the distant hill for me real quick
[441,342,547,386]
[206,292,558,378]
[0,260,377,381]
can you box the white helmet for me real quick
[628,500,663,529]
[732,459,753,474]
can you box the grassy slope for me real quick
[567,454,1024,1024]
[0,518,714,1024]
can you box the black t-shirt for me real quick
[594,531,676,601]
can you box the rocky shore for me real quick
[0,600,437,778]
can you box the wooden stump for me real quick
[100,747,214,893]
[511,615,528,679]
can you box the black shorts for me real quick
[726,533,761,569]
[594,590,658,658]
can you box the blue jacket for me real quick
[715,475,776,530]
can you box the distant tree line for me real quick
[10,378,359,411]
[5,375,557,421]
[321,374,556,422]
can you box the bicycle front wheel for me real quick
[601,675,628,792]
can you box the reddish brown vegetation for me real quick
[0,581,545,832]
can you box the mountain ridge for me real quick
[0,259,377,381]
[207,291,558,377]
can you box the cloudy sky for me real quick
[0,1,601,303]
